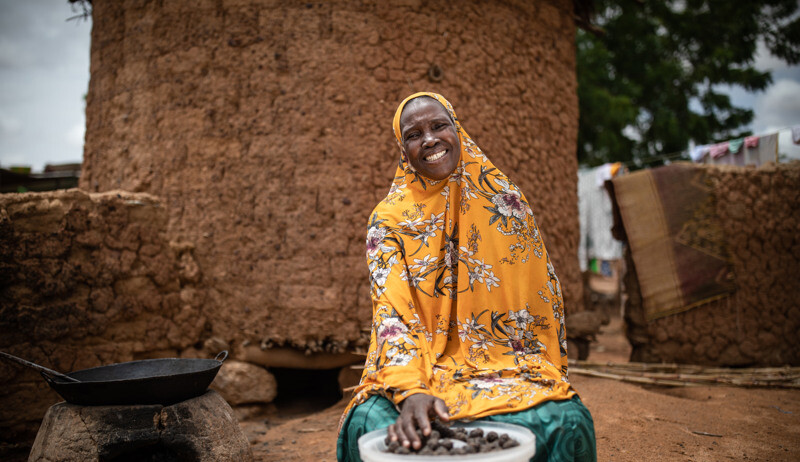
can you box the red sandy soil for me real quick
[242,316,800,461]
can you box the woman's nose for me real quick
[422,131,436,147]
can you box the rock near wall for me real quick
[625,162,800,366]
[80,0,584,355]
[0,190,205,445]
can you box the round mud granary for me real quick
[81,0,584,356]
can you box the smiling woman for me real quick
[398,97,460,180]
[337,93,597,462]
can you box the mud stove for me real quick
[28,391,252,461]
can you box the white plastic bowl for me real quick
[358,421,536,462]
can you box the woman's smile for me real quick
[424,149,448,163]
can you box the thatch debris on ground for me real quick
[570,360,800,388]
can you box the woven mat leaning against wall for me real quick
[608,163,735,320]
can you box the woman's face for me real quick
[399,97,461,180]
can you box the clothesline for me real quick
[617,125,795,168]
[619,150,688,167]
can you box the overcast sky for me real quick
[0,0,89,172]
[0,0,798,173]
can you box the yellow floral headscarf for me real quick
[342,92,574,425]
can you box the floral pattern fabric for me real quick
[342,92,574,428]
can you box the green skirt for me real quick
[337,395,596,462]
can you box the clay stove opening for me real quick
[102,441,195,462]
[271,367,343,415]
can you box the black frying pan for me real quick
[1,351,227,406]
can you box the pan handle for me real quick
[215,350,229,363]
[0,351,80,383]
[40,371,58,386]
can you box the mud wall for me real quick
[81,0,583,356]
[0,190,204,444]
[625,162,800,366]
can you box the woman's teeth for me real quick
[426,150,446,162]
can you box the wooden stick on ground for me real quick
[569,361,800,389]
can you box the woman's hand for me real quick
[387,393,450,450]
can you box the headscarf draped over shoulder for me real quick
[342,92,574,426]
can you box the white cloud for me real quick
[65,123,85,147]
[621,124,641,142]
[753,41,791,73]
[0,151,29,168]
[752,79,800,132]
[749,78,800,161]
[0,36,34,69]
[0,112,22,134]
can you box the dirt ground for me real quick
[241,316,800,461]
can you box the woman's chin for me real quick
[419,158,459,180]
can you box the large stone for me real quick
[211,360,277,405]
[566,310,604,339]
[28,390,252,461]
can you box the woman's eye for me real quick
[406,133,419,140]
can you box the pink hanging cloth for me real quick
[708,142,729,159]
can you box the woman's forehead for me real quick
[399,97,451,129]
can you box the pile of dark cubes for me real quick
[383,421,520,456]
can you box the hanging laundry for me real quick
[748,132,779,165]
[709,142,729,159]
[705,132,778,167]
[690,144,710,162]
[594,162,621,187]
[792,125,800,145]
[728,138,744,154]
[578,164,624,272]
[739,132,777,167]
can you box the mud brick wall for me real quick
[80,0,584,356]
[0,190,204,443]
[625,162,800,366]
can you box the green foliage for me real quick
[577,0,800,167]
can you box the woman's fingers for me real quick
[392,394,450,449]
[387,423,398,442]
[402,413,422,449]
[414,404,433,436]
[392,419,409,447]
[433,398,450,422]
[394,410,416,448]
